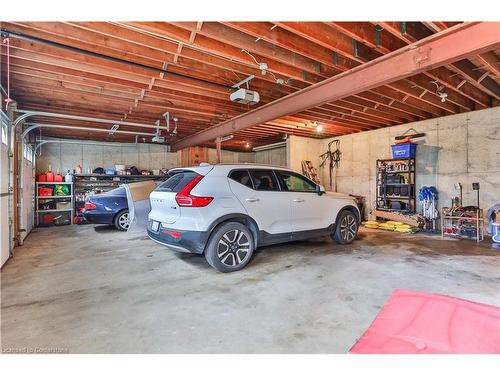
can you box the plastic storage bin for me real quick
[38,187,54,196]
[391,143,417,158]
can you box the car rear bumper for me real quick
[83,211,114,224]
[147,223,208,254]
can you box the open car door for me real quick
[123,180,157,233]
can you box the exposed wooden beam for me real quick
[172,22,500,151]
[449,59,500,100]
[476,51,500,77]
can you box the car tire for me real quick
[205,222,255,272]
[332,210,358,244]
[114,210,130,231]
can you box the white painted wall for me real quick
[312,107,500,218]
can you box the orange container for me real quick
[38,187,53,196]
[37,174,47,182]
[54,174,63,182]
[46,172,55,182]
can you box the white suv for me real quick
[147,164,360,272]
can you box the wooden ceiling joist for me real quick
[1,21,498,150]
[171,22,500,150]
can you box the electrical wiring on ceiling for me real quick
[241,49,289,86]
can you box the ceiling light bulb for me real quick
[316,124,323,133]
[245,142,250,148]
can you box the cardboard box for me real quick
[56,202,71,210]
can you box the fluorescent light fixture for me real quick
[252,141,287,152]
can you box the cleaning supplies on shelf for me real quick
[486,204,500,244]
[65,170,73,182]
[419,186,439,231]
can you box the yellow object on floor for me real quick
[363,219,418,233]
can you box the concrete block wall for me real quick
[287,136,322,173]
[36,140,287,174]
[36,141,179,174]
[311,107,500,218]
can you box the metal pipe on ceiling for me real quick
[252,141,287,152]
[0,29,234,91]
[14,110,169,130]
[22,123,155,141]
[34,138,140,153]
[10,109,167,156]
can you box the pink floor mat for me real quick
[350,289,500,354]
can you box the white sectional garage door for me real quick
[1,112,11,267]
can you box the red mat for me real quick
[350,289,500,354]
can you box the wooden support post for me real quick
[216,137,222,164]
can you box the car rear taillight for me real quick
[175,175,213,207]
[84,202,97,210]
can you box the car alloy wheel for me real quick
[118,212,130,230]
[216,229,251,267]
[340,213,357,242]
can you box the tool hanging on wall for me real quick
[454,182,463,207]
[394,128,426,142]
[319,139,341,191]
[301,161,320,184]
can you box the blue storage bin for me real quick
[391,143,417,158]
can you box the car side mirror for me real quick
[316,184,326,196]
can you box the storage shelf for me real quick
[376,157,416,214]
[36,182,74,227]
[74,174,162,178]
[384,170,413,174]
[441,207,483,242]
[36,182,72,185]
[442,216,484,221]
[37,208,72,213]
[36,195,72,199]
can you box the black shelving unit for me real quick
[376,157,416,213]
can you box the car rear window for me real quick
[155,171,198,192]
[249,169,280,191]
[229,170,253,189]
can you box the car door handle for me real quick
[245,198,260,202]
[293,198,305,203]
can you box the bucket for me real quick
[391,143,417,159]
[492,223,500,244]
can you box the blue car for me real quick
[83,187,130,230]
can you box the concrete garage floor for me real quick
[1,225,499,353]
